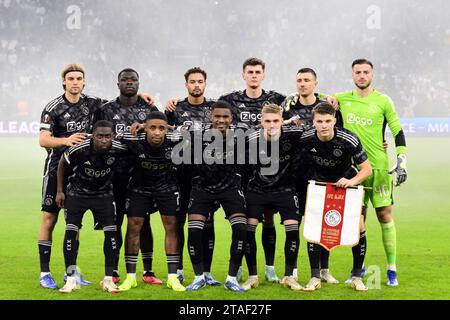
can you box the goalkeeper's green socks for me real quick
[381,220,397,270]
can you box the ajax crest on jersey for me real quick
[303,181,364,251]
[82,106,90,115]
[138,112,147,121]
[333,148,343,157]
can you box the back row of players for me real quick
[38,57,407,293]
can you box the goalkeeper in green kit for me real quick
[330,59,407,287]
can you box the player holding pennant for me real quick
[300,103,372,292]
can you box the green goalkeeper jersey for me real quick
[334,89,405,171]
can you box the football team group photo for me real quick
[1,0,449,302]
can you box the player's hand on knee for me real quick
[56,191,65,208]
[389,154,407,186]
[65,133,87,146]
[165,98,179,112]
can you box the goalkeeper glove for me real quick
[389,154,407,186]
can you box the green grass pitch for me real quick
[0,137,449,300]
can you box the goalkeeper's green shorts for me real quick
[362,169,394,208]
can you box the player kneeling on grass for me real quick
[56,120,127,293]
[300,103,372,292]
[117,112,185,292]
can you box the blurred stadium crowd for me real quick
[1,0,449,122]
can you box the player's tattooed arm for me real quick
[39,130,87,148]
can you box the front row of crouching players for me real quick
[56,101,372,293]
